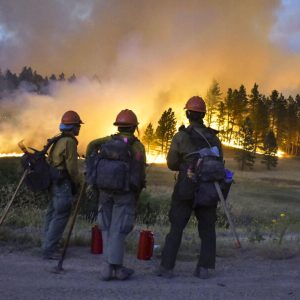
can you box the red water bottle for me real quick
[91,225,103,254]
[137,230,154,260]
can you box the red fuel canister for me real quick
[137,230,154,260]
[91,225,103,254]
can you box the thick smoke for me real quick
[0,0,300,152]
[0,78,170,153]
[2,0,297,91]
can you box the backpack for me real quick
[20,135,65,192]
[182,127,232,206]
[86,135,143,193]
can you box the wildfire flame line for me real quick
[0,144,285,161]
[0,152,23,158]
[222,141,285,158]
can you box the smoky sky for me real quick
[0,0,300,94]
[0,0,300,153]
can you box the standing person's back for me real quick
[43,110,84,260]
[86,109,146,281]
[157,96,223,279]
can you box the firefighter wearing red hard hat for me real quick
[184,96,207,112]
[113,109,139,127]
[61,110,84,125]
[156,96,223,279]
[86,109,146,281]
[42,110,84,259]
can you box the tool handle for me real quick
[0,170,29,226]
[214,181,241,248]
[18,140,29,154]
[56,182,86,270]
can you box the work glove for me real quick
[86,184,98,201]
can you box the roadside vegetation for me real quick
[0,151,299,260]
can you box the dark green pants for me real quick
[161,193,217,270]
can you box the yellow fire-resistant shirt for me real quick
[47,134,81,185]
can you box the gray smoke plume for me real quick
[0,0,300,152]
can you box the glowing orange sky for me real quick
[0,0,300,153]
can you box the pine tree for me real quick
[142,123,155,153]
[236,85,248,127]
[206,79,222,127]
[269,90,279,131]
[257,96,270,147]
[235,117,256,170]
[68,74,77,82]
[261,130,278,170]
[19,66,34,82]
[248,83,262,151]
[223,88,234,143]
[227,89,242,144]
[4,69,18,90]
[275,94,288,150]
[58,72,65,81]
[155,108,176,156]
[49,74,57,81]
[216,101,226,140]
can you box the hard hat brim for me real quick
[113,122,139,127]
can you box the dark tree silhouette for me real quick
[206,79,222,127]
[155,108,176,156]
[261,130,278,170]
[235,117,256,170]
[142,123,155,153]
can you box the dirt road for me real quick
[0,246,299,300]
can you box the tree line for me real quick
[1,67,299,167]
[0,66,77,97]
[143,81,300,170]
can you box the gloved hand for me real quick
[86,184,98,201]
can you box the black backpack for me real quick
[86,135,143,192]
[183,127,231,206]
[20,135,64,192]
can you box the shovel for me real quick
[214,181,241,248]
[52,182,86,273]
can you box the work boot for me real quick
[114,265,134,280]
[155,265,174,279]
[194,266,209,279]
[99,262,114,281]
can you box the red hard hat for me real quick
[61,110,84,124]
[113,109,139,127]
[184,96,206,112]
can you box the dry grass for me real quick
[146,157,300,227]
[0,155,299,254]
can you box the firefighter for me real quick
[157,96,223,279]
[42,110,83,259]
[86,109,146,281]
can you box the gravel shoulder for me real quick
[0,246,299,300]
